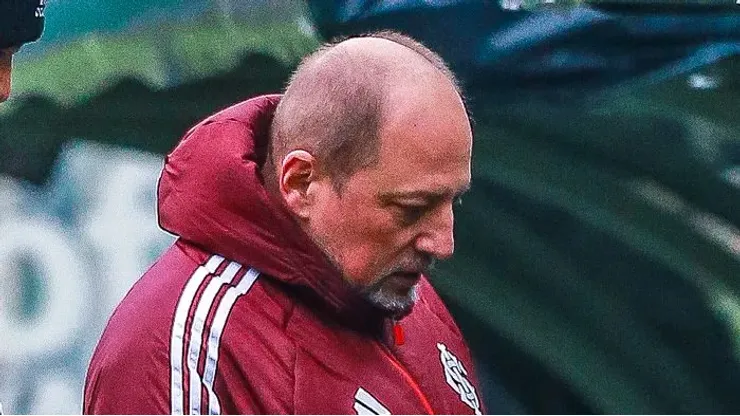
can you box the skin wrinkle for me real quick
[270,33,472,318]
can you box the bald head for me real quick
[268,31,466,190]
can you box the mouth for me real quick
[386,271,422,288]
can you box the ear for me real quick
[279,150,318,219]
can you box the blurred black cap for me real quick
[0,0,46,49]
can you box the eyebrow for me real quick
[379,183,471,203]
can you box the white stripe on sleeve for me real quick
[202,267,260,415]
[187,261,242,415]
[170,255,224,415]
[354,388,391,415]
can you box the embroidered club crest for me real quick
[437,343,481,415]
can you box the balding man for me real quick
[84,31,484,415]
[0,0,45,102]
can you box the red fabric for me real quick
[84,95,484,415]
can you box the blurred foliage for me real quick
[0,51,292,183]
[6,15,317,107]
[0,18,317,183]
[436,56,740,413]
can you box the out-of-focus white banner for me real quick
[0,141,173,414]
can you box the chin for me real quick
[364,283,420,318]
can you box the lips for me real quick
[388,271,422,286]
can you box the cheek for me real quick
[334,206,408,282]
[312,199,401,282]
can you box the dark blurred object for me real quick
[307,0,740,99]
[0,0,45,48]
[435,95,740,413]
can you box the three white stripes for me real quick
[170,255,260,415]
[170,255,223,415]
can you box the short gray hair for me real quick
[269,30,462,190]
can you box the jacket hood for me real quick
[158,95,384,327]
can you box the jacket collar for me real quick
[158,95,386,331]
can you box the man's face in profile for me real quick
[0,47,19,102]
[304,86,472,317]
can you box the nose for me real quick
[414,203,455,260]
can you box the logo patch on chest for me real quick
[354,387,391,415]
[437,343,482,415]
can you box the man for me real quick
[0,0,46,102]
[84,31,484,414]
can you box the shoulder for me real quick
[84,243,200,413]
[86,244,297,413]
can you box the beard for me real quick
[362,278,420,318]
[358,256,435,318]
[309,231,434,318]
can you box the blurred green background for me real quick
[0,0,739,414]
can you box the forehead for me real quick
[364,85,473,196]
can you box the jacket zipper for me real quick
[376,342,435,415]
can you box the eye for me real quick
[394,204,427,226]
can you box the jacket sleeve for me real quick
[83,328,171,414]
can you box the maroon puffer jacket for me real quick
[83,95,484,415]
